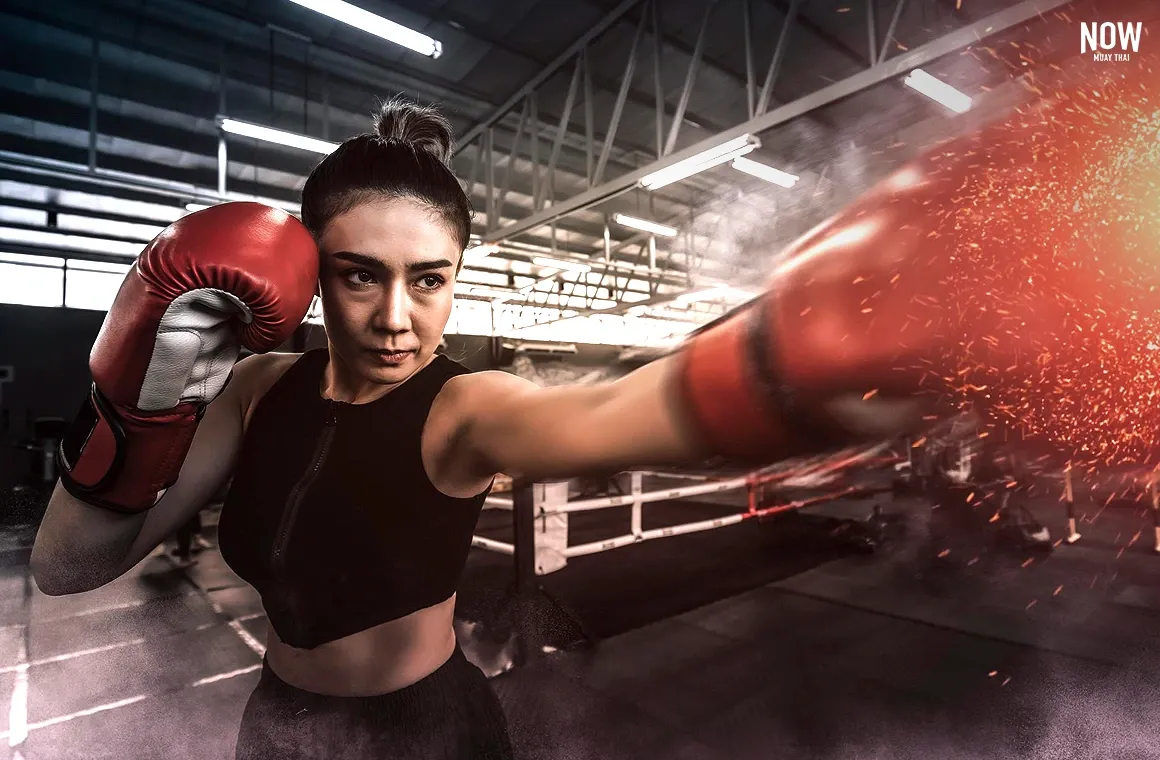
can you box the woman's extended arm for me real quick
[448,352,927,485]
[449,356,708,483]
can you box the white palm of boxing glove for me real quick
[135,288,252,411]
[58,202,319,513]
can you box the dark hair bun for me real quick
[373,97,455,166]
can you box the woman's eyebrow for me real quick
[332,251,386,271]
[331,252,453,273]
[406,258,454,273]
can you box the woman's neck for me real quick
[319,348,434,405]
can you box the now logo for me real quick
[1080,22,1143,54]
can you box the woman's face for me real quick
[317,197,460,388]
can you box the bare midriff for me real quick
[264,595,458,697]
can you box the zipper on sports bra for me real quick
[271,401,338,573]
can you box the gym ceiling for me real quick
[0,0,1151,345]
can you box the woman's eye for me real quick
[344,269,375,286]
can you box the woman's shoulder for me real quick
[231,351,307,427]
[437,369,538,421]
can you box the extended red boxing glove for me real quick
[58,202,319,513]
[680,52,1160,467]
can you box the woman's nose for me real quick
[375,281,412,333]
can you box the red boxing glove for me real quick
[680,52,1160,466]
[58,202,319,512]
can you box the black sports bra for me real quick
[218,349,491,650]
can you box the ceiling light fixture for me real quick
[612,214,678,237]
[463,242,500,263]
[675,285,757,305]
[219,118,339,154]
[639,135,759,191]
[730,157,799,188]
[286,0,443,58]
[903,69,972,114]
[464,286,519,300]
[532,256,592,273]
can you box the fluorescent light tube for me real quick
[287,0,442,58]
[903,69,972,114]
[674,288,727,305]
[612,214,678,237]
[220,119,339,154]
[731,157,799,188]
[532,256,592,273]
[463,243,500,263]
[465,286,519,300]
[640,135,759,191]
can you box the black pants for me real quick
[235,647,514,760]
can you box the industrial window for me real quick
[0,253,130,311]
[64,260,132,311]
[0,253,65,307]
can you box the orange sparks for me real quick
[938,549,951,558]
[1021,558,1035,568]
[1053,585,1064,596]
[863,389,880,400]
[1026,599,1038,610]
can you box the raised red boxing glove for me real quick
[680,52,1160,467]
[58,202,319,512]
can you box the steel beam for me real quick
[743,0,756,119]
[651,0,664,160]
[497,100,529,218]
[539,60,582,211]
[664,0,717,156]
[595,9,648,186]
[757,0,801,118]
[483,0,1072,244]
[583,51,595,187]
[453,0,648,156]
[879,0,908,63]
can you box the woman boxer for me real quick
[31,53,1160,757]
[26,98,921,759]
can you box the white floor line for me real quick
[0,693,150,740]
[0,663,262,742]
[6,645,28,749]
[0,614,253,675]
[6,573,30,755]
[29,590,202,626]
[192,664,261,687]
[0,638,148,674]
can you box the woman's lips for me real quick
[366,348,415,364]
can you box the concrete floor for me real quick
[2,491,1159,760]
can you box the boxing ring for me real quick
[471,443,905,580]
[473,431,1160,588]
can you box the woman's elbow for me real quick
[29,548,108,596]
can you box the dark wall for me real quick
[0,304,103,440]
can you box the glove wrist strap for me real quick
[57,384,203,514]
